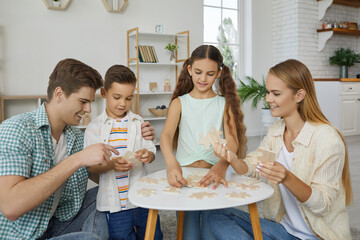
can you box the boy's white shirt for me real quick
[84,109,156,213]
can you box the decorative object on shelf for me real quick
[42,0,71,10]
[165,43,179,64]
[149,82,157,92]
[164,79,171,92]
[148,107,168,117]
[82,113,91,126]
[237,76,277,127]
[102,0,128,13]
[155,25,165,34]
[329,48,360,78]
[53,0,60,7]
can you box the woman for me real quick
[208,59,353,240]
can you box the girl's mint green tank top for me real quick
[175,93,225,166]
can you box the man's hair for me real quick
[47,58,103,101]
[104,65,137,91]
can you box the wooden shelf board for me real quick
[317,28,360,36]
[0,95,47,100]
[313,78,360,82]
[317,0,360,7]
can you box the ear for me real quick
[296,89,306,103]
[53,87,64,103]
[216,69,222,79]
[100,88,106,98]
[187,65,192,76]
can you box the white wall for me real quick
[0,0,203,95]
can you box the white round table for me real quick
[129,167,274,240]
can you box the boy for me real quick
[84,65,163,239]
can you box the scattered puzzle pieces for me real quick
[257,147,276,164]
[185,174,208,189]
[123,151,141,166]
[136,188,156,197]
[242,178,262,184]
[163,186,180,194]
[198,127,228,150]
[236,183,250,190]
[226,191,251,200]
[227,180,238,187]
[248,183,260,190]
[188,192,217,200]
[159,178,169,184]
[138,177,159,185]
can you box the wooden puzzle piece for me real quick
[226,191,251,200]
[163,186,180,194]
[138,177,159,185]
[122,151,141,166]
[136,188,156,197]
[188,192,217,200]
[257,147,276,164]
[227,180,239,187]
[159,178,169,184]
[198,127,228,150]
[248,183,260,190]
[236,183,250,190]
[185,175,208,189]
[243,178,262,184]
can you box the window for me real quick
[204,0,241,80]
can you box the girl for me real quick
[209,59,353,240]
[160,45,247,239]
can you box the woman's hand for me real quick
[166,162,188,188]
[213,141,238,163]
[256,161,289,184]
[113,157,133,172]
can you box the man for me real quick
[0,59,155,240]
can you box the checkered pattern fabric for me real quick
[0,104,88,240]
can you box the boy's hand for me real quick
[141,121,155,140]
[135,149,153,164]
[113,157,133,172]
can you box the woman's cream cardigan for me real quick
[243,119,351,240]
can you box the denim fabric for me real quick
[180,210,216,240]
[106,207,163,240]
[39,187,109,240]
[207,208,301,240]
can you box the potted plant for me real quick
[329,48,360,78]
[165,43,179,63]
[237,76,277,127]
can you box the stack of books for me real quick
[136,45,158,63]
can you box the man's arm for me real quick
[0,143,116,221]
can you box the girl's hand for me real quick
[199,163,228,190]
[256,161,289,184]
[135,149,152,164]
[166,162,188,188]
[213,141,238,163]
[113,157,133,172]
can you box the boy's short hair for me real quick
[47,58,103,101]
[104,65,137,91]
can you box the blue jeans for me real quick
[106,207,163,240]
[39,187,108,240]
[207,208,301,240]
[181,210,216,240]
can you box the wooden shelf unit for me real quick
[313,78,360,82]
[318,0,360,8]
[42,0,72,10]
[317,28,360,36]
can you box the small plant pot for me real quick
[169,51,176,63]
[340,65,348,78]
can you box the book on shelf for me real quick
[136,45,158,63]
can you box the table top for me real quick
[128,167,274,211]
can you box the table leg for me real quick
[177,211,184,240]
[248,203,263,240]
[145,209,158,240]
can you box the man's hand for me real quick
[78,143,118,167]
[141,121,155,140]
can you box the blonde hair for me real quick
[270,59,353,205]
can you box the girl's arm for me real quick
[200,106,239,189]
[160,98,187,188]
